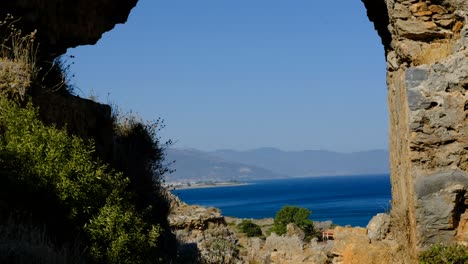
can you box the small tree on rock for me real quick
[271,205,316,241]
[237,220,263,237]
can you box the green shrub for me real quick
[270,205,316,241]
[237,220,263,237]
[0,98,164,263]
[419,244,468,264]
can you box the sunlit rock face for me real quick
[1,0,138,58]
[363,0,468,258]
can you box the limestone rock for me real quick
[264,233,304,253]
[413,11,433,17]
[457,212,468,246]
[437,19,455,28]
[367,213,390,241]
[331,226,404,264]
[361,0,468,258]
[395,19,448,40]
[168,193,242,263]
[414,170,468,246]
[338,240,402,264]
[332,226,369,256]
[287,223,306,240]
[394,3,412,19]
[409,2,428,14]
[428,5,448,15]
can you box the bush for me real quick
[270,206,316,241]
[0,98,165,263]
[419,244,468,264]
[237,220,263,237]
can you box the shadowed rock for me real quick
[1,0,138,58]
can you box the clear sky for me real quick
[66,0,388,153]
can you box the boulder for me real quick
[287,223,306,240]
[395,19,449,40]
[168,193,242,263]
[264,233,304,253]
[367,213,390,241]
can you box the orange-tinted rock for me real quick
[340,241,402,264]
[410,2,428,13]
[436,19,455,28]
[453,21,464,34]
[413,11,433,17]
[457,212,468,246]
[429,5,448,15]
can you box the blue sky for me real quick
[66,0,388,152]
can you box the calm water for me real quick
[173,174,391,227]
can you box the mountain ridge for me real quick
[166,147,389,182]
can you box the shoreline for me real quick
[168,182,250,190]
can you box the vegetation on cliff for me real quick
[0,16,176,263]
[0,98,172,263]
[237,220,263,238]
[419,244,468,264]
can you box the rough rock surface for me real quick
[331,226,404,264]
[1,0,138,57]
[246,233,332,264]
[239,222,334,264]
[239,224,405,264]
[367,213,390,241]
[3,0,467,262]
[168,194,242,263]
[362,0,468,260]
[457,211,468,245]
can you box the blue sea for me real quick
[173,174,391,227]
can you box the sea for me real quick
[173,174,391,227]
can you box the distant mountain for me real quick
[164,147,389,183]
[165,148,286,183]
[211,148,389,177]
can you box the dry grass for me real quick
[414,39,455,66]
[0,14,38,80]
[112,109,145,137]
[0,58,30,99]
[0,14,38,100]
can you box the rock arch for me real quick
[1,0,467,260]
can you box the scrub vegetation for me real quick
[0,16,175,263]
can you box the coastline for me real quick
[169,181,250,190]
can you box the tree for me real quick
[271,206,316,241]
[237,220,263,237]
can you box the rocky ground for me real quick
[168,192,404,264]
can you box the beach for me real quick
[168,181,250,190]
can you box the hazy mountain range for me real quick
[165,147,389,183]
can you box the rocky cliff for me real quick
[362,0,468,260]
[1,0,467,262]
[1,0,138,58]
[168,194,242,263]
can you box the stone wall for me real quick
[363,0,468,258]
